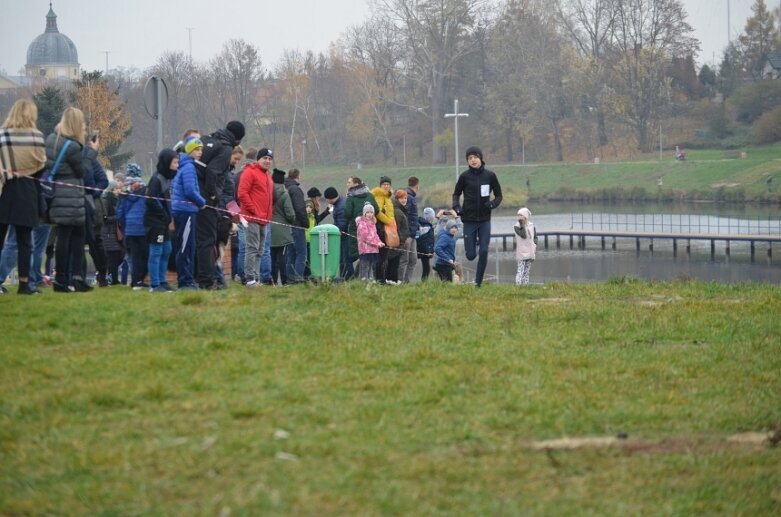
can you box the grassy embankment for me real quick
[1,281,779,514]
[300,144,781,207]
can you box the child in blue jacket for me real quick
[170,137,206,289]
[433,219,459,282]
[116,163,148,289]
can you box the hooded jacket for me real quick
[144,149,177,239]
[514,207,537,261]
[345,183,379,261]
[271,183,296,248]
[197,128,237,207]
[116,184,147,237]
[237,162,273,224]
[284,177,308,228]
[452,163,502,223]
[171,153,206,214]
[371,186,395,225]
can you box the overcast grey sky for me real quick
[0,0,758,77]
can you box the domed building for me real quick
[25,3,80,82]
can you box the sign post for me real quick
[143,76,169,152]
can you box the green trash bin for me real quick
[309,224,341,281]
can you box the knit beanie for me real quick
[324,186,339,200]
[272,168,286,184]
[184,136,203,155]
[258,148,273,159]
[126,162,142,178]
[226,121,245,142]
[423,207,435,221]
[465,145,484,164]
[446,219,458,231]
[362,202,375,216]
[307,187,322,198]
[379,175,392,186]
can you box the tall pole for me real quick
[101,51,111,77]
[444,99,469,181]
[659,123,663,161]
[727,0,731,46]
[157,78,164,153]
[186,27,195,62]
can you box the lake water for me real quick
[447,202,781,284]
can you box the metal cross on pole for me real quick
[444,99,469,180]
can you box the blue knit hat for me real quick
[126,163,142,178]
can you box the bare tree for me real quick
[373,0,488,163]
[211,39,265,126]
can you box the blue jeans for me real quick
[462,220,491,286]
[0,225,17,282]
[174,212,197,288]
[287,227,307,282]
[148,240,172,287]
[31,223,51,285]
[260,226,272,282]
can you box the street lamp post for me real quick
[444,99,469,180]
[301,139,306,169]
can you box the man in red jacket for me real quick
[237,148,274,288]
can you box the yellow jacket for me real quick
[371,186,395,225]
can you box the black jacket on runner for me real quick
[452,165,502,223]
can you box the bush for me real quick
[753,106,781,144]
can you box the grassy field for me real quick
[1,281,780,514]
[299,143,781,206]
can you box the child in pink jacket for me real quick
[355,202,385,281]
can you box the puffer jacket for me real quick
[345,183,378,261]
[171,153,205,214]
[371,186,394,225]
[284,178,308,228]
[271,183,296,248]
[116,187,147,237]
[45,133,86,226]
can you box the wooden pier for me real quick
[491,230,781,259]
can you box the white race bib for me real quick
[481,184,490,197]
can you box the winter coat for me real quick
[82,146,108,200]
[356,215,383,255]
[392,198,410,244]
[0,175,41,228]
[197,128,236,207]
[101,190,124,253]
[44,133,87,226]
[271,183,296,248]
[237,162,273,224]
[405,187,419,235]
[329,195,347,232]
[144,176,174,242]
[371,186,395,226]
[116,187,147,237]
[434,229,456,268]
[452,165,502,223]
[514,217,537,261]
[171,153,205,214]
[284,177,308,228]
[344,183,378,261]
[417,218,435,258]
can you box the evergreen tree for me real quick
[738,0,777,79]
[32,86,66,136]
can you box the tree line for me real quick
[4,0,781,171]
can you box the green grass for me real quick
[301,143,781,205]
[1,281,780,514]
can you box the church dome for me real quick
[26,4,79,66]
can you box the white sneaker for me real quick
[246,280,259,288]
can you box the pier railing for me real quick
[569,212,781,235]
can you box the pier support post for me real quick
[673,239,678,257]
[601,236,605,250]
[544,235,549,250]
[569,235,574,249]
[636,238,640,252]
[612,237,616,250]
[711,240,716,257]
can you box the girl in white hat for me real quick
[514,207,537,285]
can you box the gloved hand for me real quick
[226,200,240,222]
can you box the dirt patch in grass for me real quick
[528,431,779,455]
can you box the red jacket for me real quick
[237,163,273,223]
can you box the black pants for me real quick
[125,235,148,286]
[55,224,85,284]
[85,212,107,279]
[196,208,218,288]
[0,223,32,279]
[419,255,431,280]
[376,246,389,283]
[434,263,453,282]
[271,245,288,285]
[386,250,401,283]
[105,250,123,285]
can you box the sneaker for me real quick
[149,285,168,293]
[132,282,150,291]
[53,281,75,293]
[72,278,94,292]
[18,283,41,295]
[160,283,176,292]
[0,285,7,294]
[246,280,259,288]
[42,275,53,286]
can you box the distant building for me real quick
[0,73,23,91]
[763,52,781,80]
[25,2,80,85]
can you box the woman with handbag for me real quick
[0,99,47,295]
[371,176,396,284]
[45,107,91,292]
